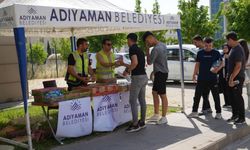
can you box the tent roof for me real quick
[0,0,180,37]
[0,0,130,12]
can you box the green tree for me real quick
[50,38,72,61]
[152,0,167,44]
[224,0,250,42]
[134,0,147,51]
[27,42,47,65]
[58,38,71,61]
[135,0,142,13]
[178,0,221,44]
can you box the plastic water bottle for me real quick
[233,80,240,86]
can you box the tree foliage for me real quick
[58,38,71,60]
[152,0,167,44]
[135,0,142,13]
[178,0,221,44]
[27,42,47,65]
[224,0,250,42]
[134,0,147,51]
[50,38,71,61]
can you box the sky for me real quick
[106,0,209,14]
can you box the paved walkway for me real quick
[52,108,250,150]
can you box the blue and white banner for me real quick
[56,97,92,137]
[93,92,132,131]
[0,5,180,29]
[93,93,120,131]
[118,92,132,125]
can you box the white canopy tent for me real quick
[0,0,185,149]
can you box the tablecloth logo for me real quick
[70,100,81,111]
[102,95,112,103]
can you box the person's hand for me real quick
[123,70,129,76]
[90,75,96,82]
[229,79,234,87]
[115,59,123,66]
[221,60,225,67]
[79,76,89,82]
[192,74,197,83]
[119,59,126,66]
[211,67,219,74]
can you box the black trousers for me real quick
[201,90,211,111]
[192,81,221,113]
[219,77,231,105]
[228,78,245,119]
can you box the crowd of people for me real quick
[188,31,249,125]
[64,30,249,133]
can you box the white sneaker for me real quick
[215,113,222,119]
[156,117,168,125]
[187,112,199,118]
[147,114,160,122]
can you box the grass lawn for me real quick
[0,104,181,150]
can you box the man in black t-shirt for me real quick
[226,31,246,124]
[122,33,148,133]
[188,37,222,119]
[192,35,212,115]
[65,38,95,91]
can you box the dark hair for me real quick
[77,38,88,47]
[222,43,231,54]
[142,31,154,42]
[203,37,213,43]
[238,39,249,61]
[192,35,203,41]
[102,38,111,45]
[226,31,238,41]
[127,33,138,42]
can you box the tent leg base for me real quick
[41,106,64,145]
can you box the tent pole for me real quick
[0,137,28,149]
[70,36,76,51]
[14,27,33,150]
[177,29,185,113]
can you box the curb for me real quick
[204,123,250,150]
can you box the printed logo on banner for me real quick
[19,6,47,26]
[62,99,89,126]
[102,95,112,103]
[70,100,81,111]
[96,95,118,117]
[27,7,38,15]
[56,98,92,137]
[123,104,131,113]
[3,9,7,17]
[166,15,179,27]
[0,8,14,27]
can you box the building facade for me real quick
[210,0,225,40]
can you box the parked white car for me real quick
[146,44,199,82]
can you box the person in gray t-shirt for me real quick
[143,31,169,124]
